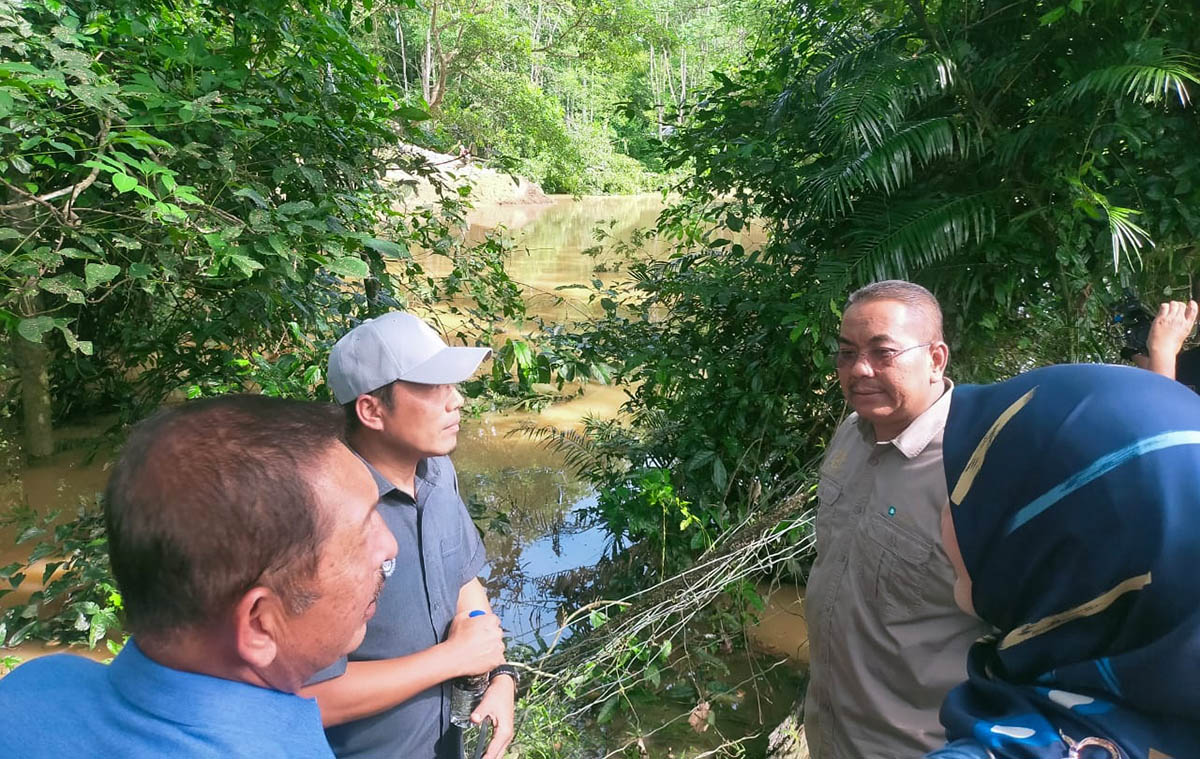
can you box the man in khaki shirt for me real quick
[804,281,991,758]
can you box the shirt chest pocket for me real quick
[857,511,937,619]
[813,477,849,543]
[439,534,464,593]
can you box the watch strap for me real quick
[489,663,520,687]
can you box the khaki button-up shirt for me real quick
[804,383,991,759]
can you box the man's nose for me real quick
[372,510,398,561]
[848,353,875,377]
[446,385,464,411]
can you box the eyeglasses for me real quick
[835,342,933,369]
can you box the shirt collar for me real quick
[857,379,954,459]
[109,639,326,739]
[359,456,439,501]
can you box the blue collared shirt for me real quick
[0,639,333,758]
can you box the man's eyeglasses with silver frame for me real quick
[835,342,933,369]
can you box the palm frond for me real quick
[814,51,956,150]
[1060,55,1199,107]
[812,27,908,95]
[804,117,971,216]
[814,62,907,149]
[509,421,610,478]
[1083,188,1154,270]
[838,192,999,282]
[994,120,1041,168]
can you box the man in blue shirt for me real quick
[0,395,398,758]
[303,312,516,759]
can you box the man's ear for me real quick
[355,394,386,431]
[930,341,950,379]
[233,586,283,670]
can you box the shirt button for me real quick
[868,456,879,466]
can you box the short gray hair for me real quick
[846,280,944,341]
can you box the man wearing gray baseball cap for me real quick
[301,312,516,759]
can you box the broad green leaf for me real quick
[38,276,85,304]
[226,254,264,277]
[511,340,534,368]
[394,105,432,121]
[328,256,369,278]
[361,236,409,258]
[174,187,203,204]
[111,173,138,193]
[1039,6,1066,25]
[16,525,44,544]
[0,62,42,75]
[233,187,269,208]
[646,664,661,688]
[57,325,93,355]
[16,316,56,343]
[48,140,76,158]
[7,619,37,647]
[276,200,315,216]
[85,262,120,290]
[596,695,620,725]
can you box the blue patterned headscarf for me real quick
[936,363,1200,759]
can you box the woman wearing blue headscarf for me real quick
[926,363,1200,759]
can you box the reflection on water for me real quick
[451,382,630,648]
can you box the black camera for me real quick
[1113,288,1155,360]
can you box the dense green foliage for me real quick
[546,0,1200,575]
[0,0,529,447]
[0,501,119,650]
[670,0,1200,378]
[359,0,774,192]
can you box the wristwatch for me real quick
[489,664,520,687]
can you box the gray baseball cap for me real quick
[327,312,491,404]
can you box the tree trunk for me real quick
[649,42,665,138]
[531,0,543,86]
[396,12,409,95]
[5,190,53,459]
[422,3,437,105]
[677,49,688,125]
[12,328,53,459]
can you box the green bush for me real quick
[0,501,122,651]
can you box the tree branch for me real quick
[0,119,111,223]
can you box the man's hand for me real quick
[471,674,516,759]
[444,609,506,677]
[1146,300,1199,379]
